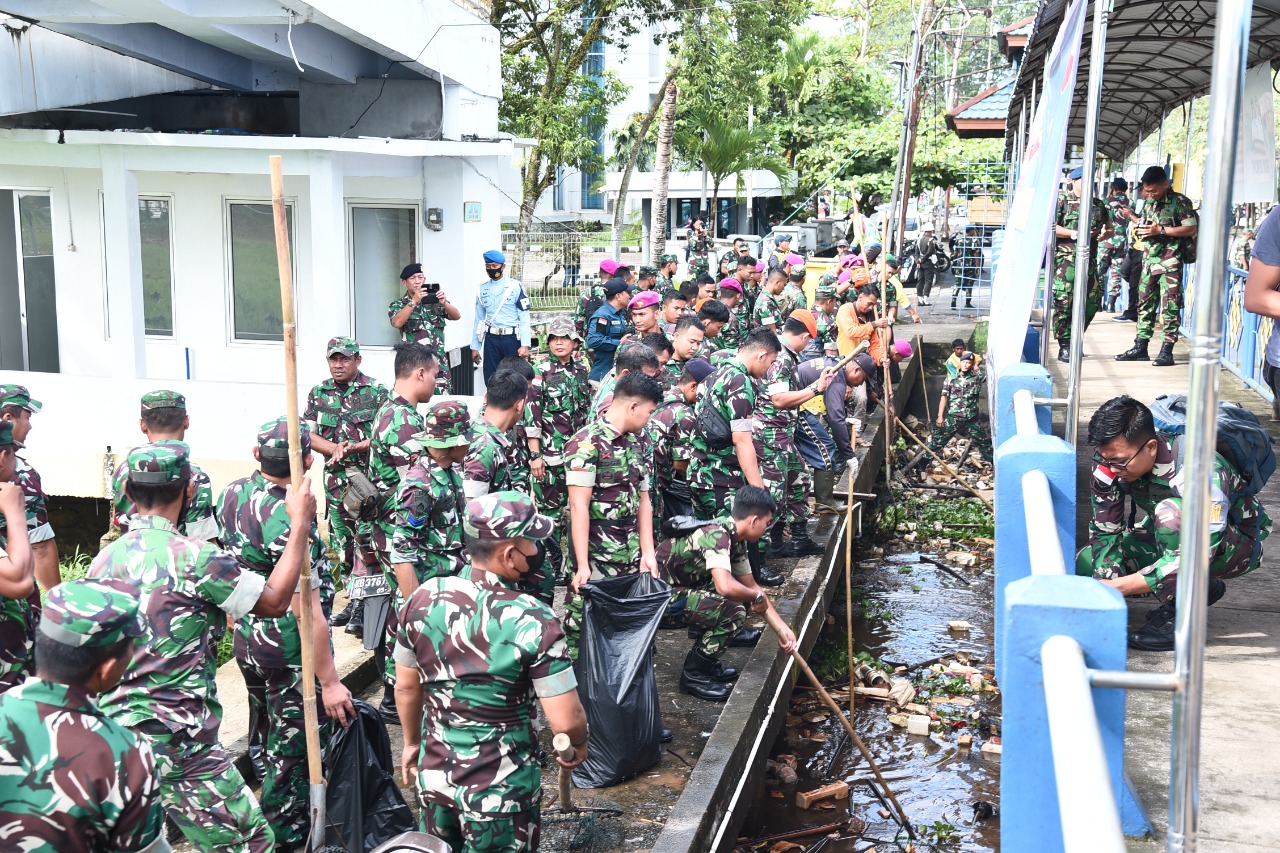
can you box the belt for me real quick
[487,326,517,336]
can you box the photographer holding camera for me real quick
[389,262,462,395]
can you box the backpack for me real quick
[1149,394,1275,498]
[696,391,734,452]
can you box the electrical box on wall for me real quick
[427,208,444,231]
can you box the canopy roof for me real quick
[947,78,1016,138]
[1006,0,1280,161]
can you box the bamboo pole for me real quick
[844,464,856,722]
[894,416,993,513]
[917,331,930,425]
[270,155,326,849]
[761,606,913,836]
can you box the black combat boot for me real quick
[729,627,763,647]
[330,597,356,627]
[709,656,739,681]
[679,649,734,701]
[1057,341,1070,363]
[765,523,790,558]
[749,543,785,587]
[787,521,826,557]
[1114,337,1150,361]
[344,599,364,637]
[1152,342,1175,367]
[378,684,400,725]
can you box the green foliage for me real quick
[880,494,993,539]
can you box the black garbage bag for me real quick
[324,699,416,851]
[572,572,671,788]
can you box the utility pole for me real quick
[895,0,936,251]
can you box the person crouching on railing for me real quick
[1076,396,1271,652]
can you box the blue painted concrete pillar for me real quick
[1000,575,1128,853]
[993,432,1076,678]
[993,362,1052,450]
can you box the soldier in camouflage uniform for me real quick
[526,318,591,581]
[622,290,663,344]
[753,270,788,332]
[564,372,665,649]
[463,371,527,502]
[573,260,616,339]
[1116,166,1199,367]
[388,263,462,396]
[648,357,714,524]
[90,442,318,852]
[780,268,808,317]
[1098,178,1132,310]
[304,336,388,631]
[0,385,59,595]
[663,316,708,389]
[662,486,796,702]
[109,391,218,544]
[0,578,169,853]
[657,253,680,291]
[1052,166,1112,362]
[218,419,354,848]
[809,286,839,356]
[637,265,659,290]
[757,314,835,559]
[368,342,439,721]
[589,343,662,420]
[393,491,588,853]
[492,356,537,495]
[716,279,750,349]
[1076,396,1270,650]
[687,218,712,270]
[687,330,785,588]
[0,420,34,696]
[929,352,992,462]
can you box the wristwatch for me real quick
[753,591,765,607]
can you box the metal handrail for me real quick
[1012,388,1039,436]
[1042,635,1126,853]
[1021,470,1066,576]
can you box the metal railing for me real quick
[1181,262,1275,402]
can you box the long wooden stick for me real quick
[553,733,576,812]
[844,464,855,723]
[270,155,326,849]
[893,416,993,513]
[917,331,930,425]
[762,606,913,836]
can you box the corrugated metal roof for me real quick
[1005,0,1280,161]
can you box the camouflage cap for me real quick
[546,316,581,341]
[140,390,186,412]
[815,285,837,300]
[420,399,473,449]
[465,490,555,541]
[659,253,679,265]
[0,384,41,413]
[327,336,360,357]
[638,265,658,277]
[126,440,191,485]
[257,417,311,459]
[0,421,22,449]
[40,578,144,649]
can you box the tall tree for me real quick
[610,63,679,257]
[678,112,791,238]
[492,0,675,231]
[649,78,679,260]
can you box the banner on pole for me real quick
[1232,62,1277,205]
[986,0,1090,376]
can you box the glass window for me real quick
[229,201,293,342]
[351,206,417,347]
[138,197,174,336]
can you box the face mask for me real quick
[487,268,503,280]
[520,541,547,574]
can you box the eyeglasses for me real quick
[1093,443,1147,472]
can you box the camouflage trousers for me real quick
[564,521,639,655]
[1051,248,1100,343]
[688,458,744,522]
[529,461,569,604]
[761,440,810,527]
[324,475,375,591]
[674,587,746,657]
[1098,238,1126,297]
[134,722,273,852]
[1075,497,1262,602]
[420,798,539,853]
[237,661,329,849]
[928,415,993,462]
[1135,262,1183,344]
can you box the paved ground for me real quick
[1043,308,1280,852]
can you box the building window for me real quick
[138,197,175,336]
[228,201,293,343]
[350,205,418,347]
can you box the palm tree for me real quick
[650,78,679,260]
[609,63,679,258]
[768,31,824,117]
[678,112,791,238]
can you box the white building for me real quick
[0,1,507,502]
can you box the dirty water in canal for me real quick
[739,517,1001,852]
